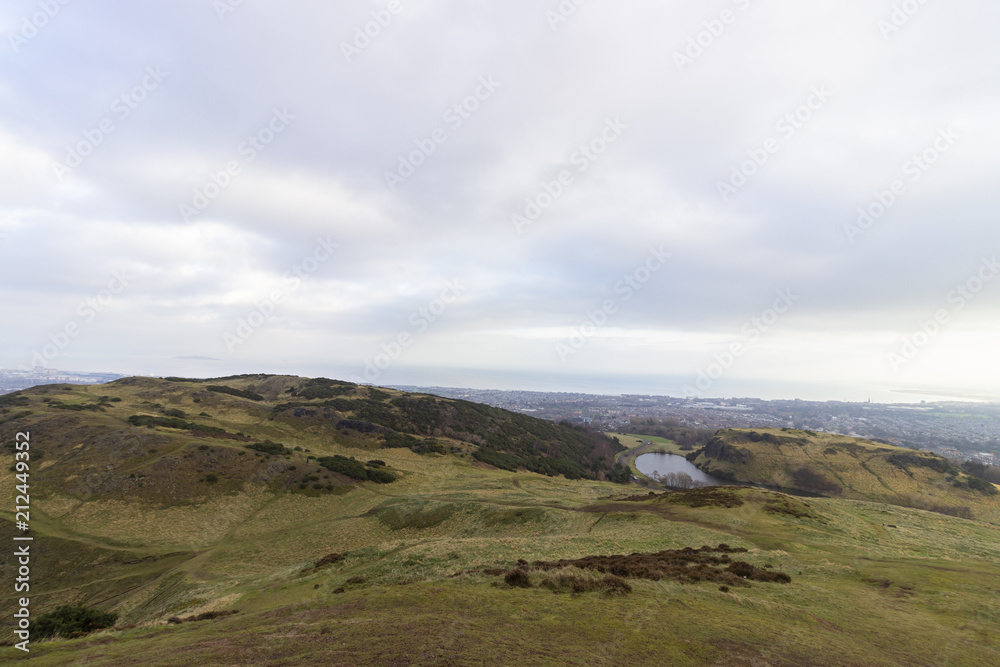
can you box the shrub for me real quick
[601,575,632,596]
[206,385,264,401]
[314,553,344,568]
[246,441,292,456]
[297,384,354,400]
[791,467,843,496]
[204,473,219,483]
[168,610,239,624]
[127,415,227,435]
[505,569,532,588]
[317,455,397,484]
[34,604,118,640]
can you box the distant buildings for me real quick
[0,367,125,394]
[391,385,1000,461]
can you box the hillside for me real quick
[0,375,622,501]
[0,382,998,665]
[688,428,1000,522]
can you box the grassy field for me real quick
[690,428,1000,524]
[1,380,999,665]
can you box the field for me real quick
[690,428,1000,524]
[1,379,999,665]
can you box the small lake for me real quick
[635,453,727,487]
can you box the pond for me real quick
[634,452,727,487]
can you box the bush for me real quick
[297,384,354,400]
[206,385,264,402]
[601,575,632,596]
[791,467,843,496]
[127,415,227,435]
[316,455,397,483]
[34,604,118,640]
[314,553,344,569]
[246,441,292,456]
[504,569,532,588]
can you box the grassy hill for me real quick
[1,382,999,665]
[688,428,1000,522]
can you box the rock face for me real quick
[702,437,754,465]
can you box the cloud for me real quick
[1,0,998,400]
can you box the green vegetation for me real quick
[33,604,118,640]
[127,415,227,434]
[2,378,999,665]
[624,418,716,451]
[245,441,292,456]
[290,378,355,400]
[270,389,623,481]
[206,385,264,402]
[688,428,1000,522]
[501,544,792,586]
[316,455,397,483]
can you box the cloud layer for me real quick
[2,0,998,400]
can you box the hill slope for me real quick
[688,428,1000,522]
[1,383,999,665]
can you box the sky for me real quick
[1,0,998,403]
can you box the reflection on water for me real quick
[634,452,726,487]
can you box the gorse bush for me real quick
[316,455,397,483]
[504,569,532,588]
[246,441,292,456]
[206,385,265,401]
[127,415,227,434]
[34,604,118,640]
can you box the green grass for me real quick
[689,428,1000,523]
[2,380,1000,664]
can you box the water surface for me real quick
[634,452,726,487]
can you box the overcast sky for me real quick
[1,0,998,401]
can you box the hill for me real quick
[1,381,999,665]
[687,428,1000,522]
